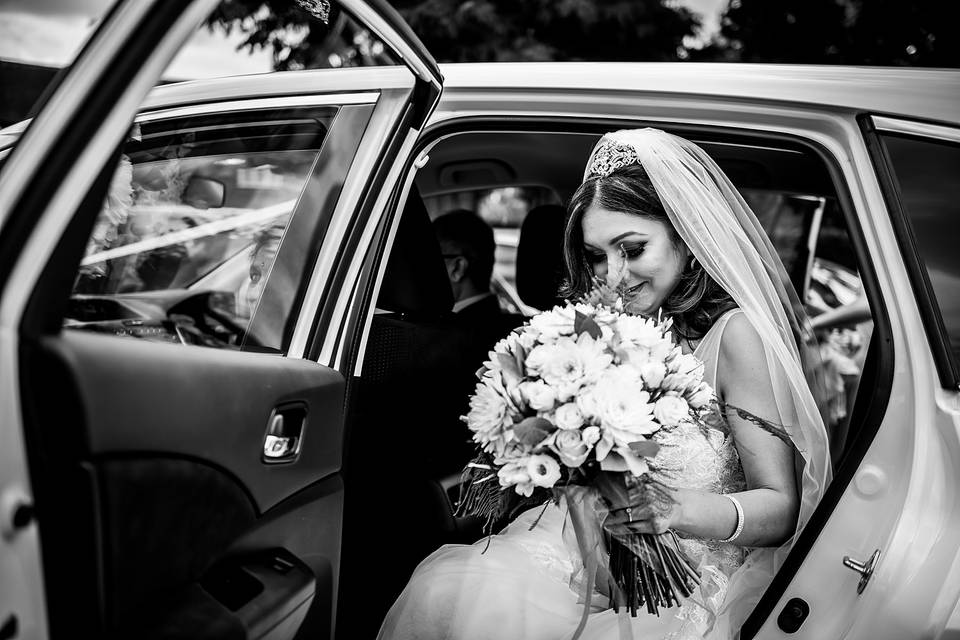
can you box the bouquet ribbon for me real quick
[562,476,702,640]
[562,486,635,640]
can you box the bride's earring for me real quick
[688,256,698,272]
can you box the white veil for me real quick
[584,128,832,637]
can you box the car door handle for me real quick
[842,548,880,594]
[262,403,306,464]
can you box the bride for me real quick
[378,128,832,640]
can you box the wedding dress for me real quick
[379,309,749,640]
[379,127,832,640]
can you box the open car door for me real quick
[0,1,442,638]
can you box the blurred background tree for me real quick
[206,0,958,68]
[208,0,699,67]
[389,0,698,62]
[697,0,959,66]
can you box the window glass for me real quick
[65,107,336,352]
[881,133,960,363]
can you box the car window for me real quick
[64,105,340,353]
[880,133,960,366]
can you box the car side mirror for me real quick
[183,176,225,209]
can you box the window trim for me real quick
[137,93,377,123]
[873,116,960,146]
[860,114,960,389]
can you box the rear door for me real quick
[741,116,960,638]
[0,1,441,638]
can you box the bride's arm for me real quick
[673,313,800,546]
[615,313,801,547]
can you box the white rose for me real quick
[552,430,589,467]
[526,454,562,488]
[518,380,558,411]
[582,425,602,447]
[687,382,714,409]
[638,361,667,389]
[654,395,691,427]
[554,403,584,430]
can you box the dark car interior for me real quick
[334,124,884,638]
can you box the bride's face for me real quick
[581,205,688,315]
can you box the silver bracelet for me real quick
[720,494,744,543]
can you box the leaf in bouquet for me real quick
[574,310,603,340]
[514,416,555,447]
[496,353,523,386]
[593,470,630,509]
[513,342,528,374]
[628,440,661,458]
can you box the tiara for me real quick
[586,139,642,178]
[296,0,331,23]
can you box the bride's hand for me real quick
[603,482,684,535]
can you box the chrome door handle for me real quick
[842,548,880,594]
[262,404,306,464]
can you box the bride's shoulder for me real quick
[717,311,768,390]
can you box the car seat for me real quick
[337,188,500,639]
[516,203,568,311]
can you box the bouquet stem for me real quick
[607,530,700,616]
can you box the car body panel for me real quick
[435,63,960,127]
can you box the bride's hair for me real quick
[562,164,737,340]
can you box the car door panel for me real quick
[28,331,345,512]
[20,331,344,636]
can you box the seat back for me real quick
[516,203,567,311]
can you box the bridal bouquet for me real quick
[458,293,715,618]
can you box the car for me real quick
[1,1,959,639]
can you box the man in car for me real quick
[433,208,504,320]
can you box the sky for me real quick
[679,0,728,45]
[0,0,727,78]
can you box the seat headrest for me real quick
[516,204,567,311]
[377,187,454,315]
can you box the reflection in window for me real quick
[65,109,334,352]
[882,133,960,363]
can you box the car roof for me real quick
[438,62,960,127]
[131,62,959,129]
